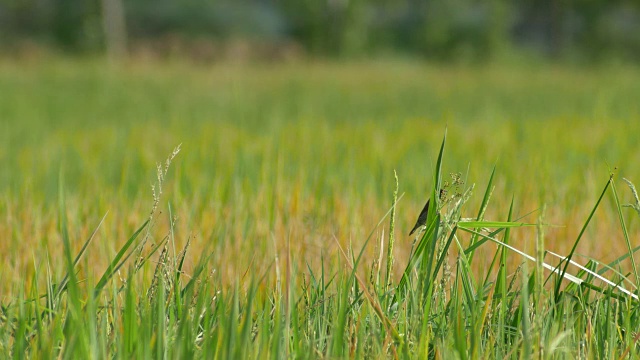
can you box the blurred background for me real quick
[2,0,640,63]
[2,0,640,295]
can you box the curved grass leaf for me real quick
[553,174,612,303]
[467,165,496,265]
[93,220,150,296]
[458,221,536,228]
[398,129,446,296]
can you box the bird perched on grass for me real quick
[409,199,430,235]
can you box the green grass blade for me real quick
[467,165,496,265]
[397,214,440,295]
[398,130,446,296]
[598,244,640,276]
[462,210,534,256]
[458,221,536,228]
[93,219,150,296]
[610,179,640,287]
[420,213,442,301]
[56,212,108,299]
[385,170,399,293]
[553,174,612,303]
[431,226,458,287]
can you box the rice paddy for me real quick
[2,58,640,358]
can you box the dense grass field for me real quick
[2,59,640,358]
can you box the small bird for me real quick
[409,199,430,236]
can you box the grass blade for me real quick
[398,130,446,295]
[56,212,108,299]
[553,174,612,302]
[93,219,150,296]
[458,221,536,228]
[610,179,640,287]
[467,165,496,265]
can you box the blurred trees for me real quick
[101,0,127,57]
[1,0,639,62]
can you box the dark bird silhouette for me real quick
[409,199,430,236]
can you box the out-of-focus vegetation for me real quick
[2,61,640,357]
[2,2,640,357]
[2,0,640,62]
[2,59,640,291]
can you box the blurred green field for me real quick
[2,59,640,293]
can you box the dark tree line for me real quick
[1,0,639,61]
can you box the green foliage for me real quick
[2,61,640,357]
[3,0,640,61]
[4,130,640,357]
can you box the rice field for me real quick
[2,58,640,358]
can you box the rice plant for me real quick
[2,129,640,358]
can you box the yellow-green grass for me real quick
[4,58,640,357]
[2,59,640,299]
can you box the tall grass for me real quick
[2,61,640,289]
[2,59,640,357]
[2,133,640,358]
